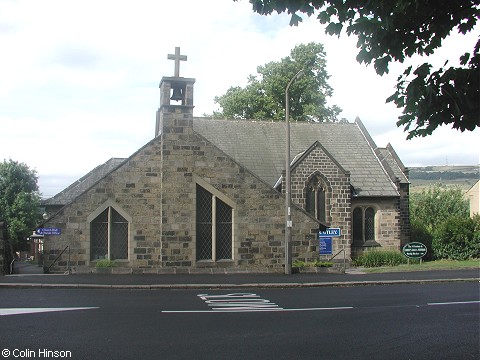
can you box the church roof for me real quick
[193,118,401,197]
[42,158,126,206]
[45,118,405,204]
[377,144,409,185]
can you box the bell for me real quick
[170,87,183,101]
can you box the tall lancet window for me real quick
[196,184,233,261]
[305,176,326,222]
[90,206,129,261]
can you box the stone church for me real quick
[41,48,410,273]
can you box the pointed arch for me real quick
[304,172,331,223]
[87,200,131,261]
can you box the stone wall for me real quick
[398,182,410,246]
[351,197,402,257]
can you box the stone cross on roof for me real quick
[167,47,187,77]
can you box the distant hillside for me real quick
[408,165,479,192]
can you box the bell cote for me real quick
[156,47,195,137]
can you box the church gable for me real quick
[288,142,351,246]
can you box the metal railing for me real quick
[45,245,70,274]
[328,246,347,272]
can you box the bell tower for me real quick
[155,47,195,136]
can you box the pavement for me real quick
[1,261,478,289]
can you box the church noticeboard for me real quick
[318,228,341,255]
[318,235,333,255]
[402,242,427,259]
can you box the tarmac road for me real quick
[0,282,478,360]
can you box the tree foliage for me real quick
[433,215,480,260]
[0,159,41,250]
[212,42,341,121]
[410,184,469,233]
[409,184,478,259]
[238,0,480,138]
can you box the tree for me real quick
[410,184,469,233]
[238,0,480,138]
[0,159,41,251]
[212,42,341,121]
[433,215,480,259]
[409,184,472,259]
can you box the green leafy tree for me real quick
[212,42,341,121]
[410,184,469,233]
[410,184,473,259]
[0,159,41,251]
[433,215,480,260]
[238,0,480,138]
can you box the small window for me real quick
[352,208,363,243]
[196,184,233,261]
[365,207,375,241]
[90,206,128,260]
[352,207,376,243]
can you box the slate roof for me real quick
[45,118,406,203]
[42,158,126,206]
[377,144,409,185]
[193,118,401,197]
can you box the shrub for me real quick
[95,259,116,268]
[353,250,408,268]
[410,219,434,260]
[292,259,306,268]
[432,215,480,260]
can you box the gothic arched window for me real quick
[196,184,233,261]
[305,176,326,222]
[90,206,129,261]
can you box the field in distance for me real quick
[408,165,479,192]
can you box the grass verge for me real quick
[359,259,479,273]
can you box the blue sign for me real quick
[318,227,341,237]
[36,228,61,236]
[319,236,333,255]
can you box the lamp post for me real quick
[285,68,304,275]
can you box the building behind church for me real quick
[41,48,410,273]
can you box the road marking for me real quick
[427,301,480,306]
[160,292,354,313]
[162,307,353,314]
[0,307,99,316]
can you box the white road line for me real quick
[0,307,99,316]
[162,306,353,314]
[427,301,480,306]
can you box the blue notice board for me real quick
[319,236,333,255]
[318,227,341,237]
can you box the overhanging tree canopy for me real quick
[237,0,480,138]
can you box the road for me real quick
[0,282,478,360]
